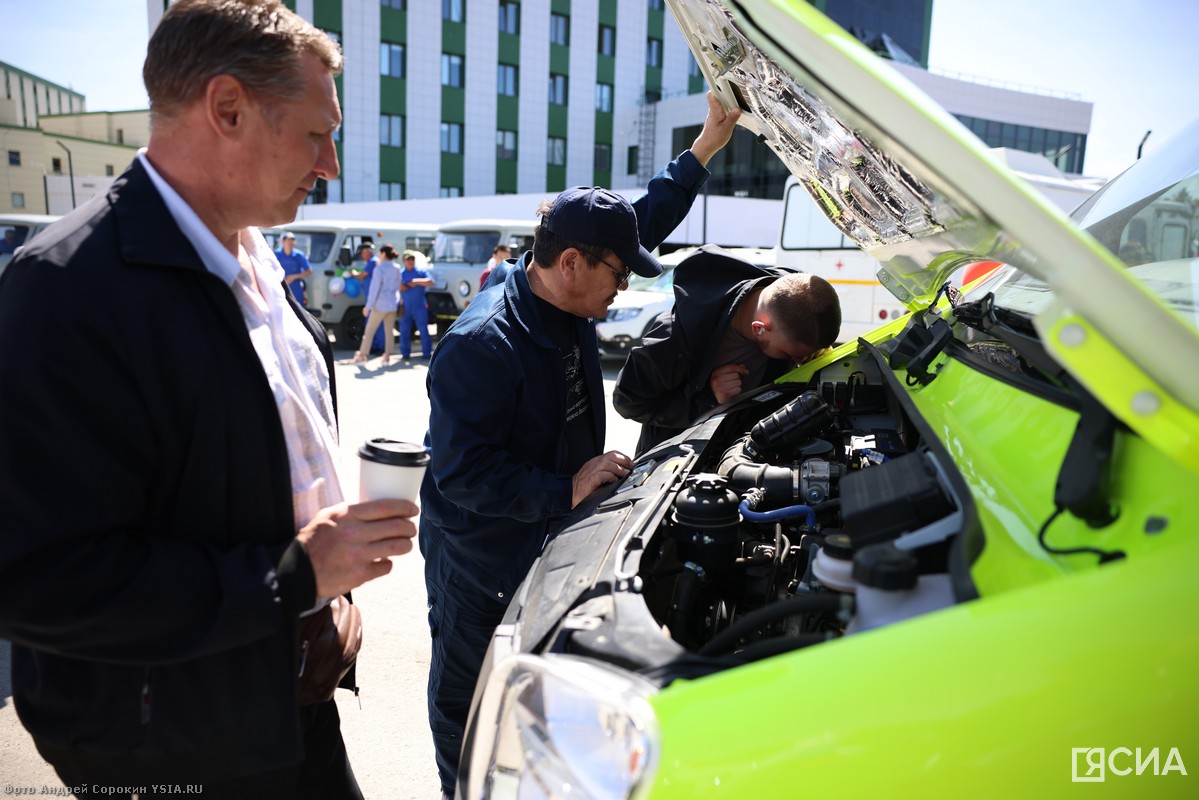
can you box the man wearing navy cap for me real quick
[416,90,740,800]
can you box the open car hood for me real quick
[666,0,1199,452]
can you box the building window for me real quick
[627,145,638,174]
[7,150,19,166]
[550,13,569,46]
[594,144,612,172]
[646,38,662,67]
[105,164,114,176]
[11,192,25,209]
[547,137,566,166]
[687,53,701,77]
[499,1,519,34]
[379,182,404,200]
[598,25,615,56]
[381,0,404,9]
[648,0,664,8]
[442,0,463,22]
[548,74,568,105]
[322,29,341,45]
[496,130,517,161]
[440,186,463,198]
[595,83,613,113]
[441,54,464,87]
[381,42,405,78]
[381,114,405,147]
[440,122,463,154]
[497,64,518,97]
[116,129,124,145]
[51,157,63,174]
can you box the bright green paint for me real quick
[1040,311,1199,477]
[647,531,1199,795]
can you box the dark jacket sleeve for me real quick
[613,310,717,430]
[632,150,709,250]
[426,335,574,521]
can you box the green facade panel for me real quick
[496,160,518,194]
[379,147,406,183]
[497,96,520,128]
[599,0,616,26]
[312,0,341,33]
[549,45,570,75]
[441,153,463,188]
[498,35,520,64]
[548,105,568,135]
[594,112,613,143]
[546,165,566,193]
[597,56,615,85]
[380,7,405,41]
[645,66,663,95]
[442,86,465,124]
[551,0,571,15]
[443,21,466,54]
[381,77,406,114]
[647,9,665,38]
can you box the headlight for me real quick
[605,307,643,322]
[458,280,472,297]
[462,654,660,800]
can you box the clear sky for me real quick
[4,0,1196,181]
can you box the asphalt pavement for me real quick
[0,337,642,799]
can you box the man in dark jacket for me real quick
[419,93,741,800]
[614,245,842,454]
[0,2,417,797]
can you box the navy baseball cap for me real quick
[543,187,663,278]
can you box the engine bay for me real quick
[601,343,981,676]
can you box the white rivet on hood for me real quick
[1131,391,1160,416]
[1059,324,1086,347]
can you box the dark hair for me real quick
[764,273,842,348]
[378,244,398,259]
[531,199,608,269]
[144,0,343,124]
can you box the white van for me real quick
[775,176,908,342]
[276,220,438,347]
[425,218,535,335]
[595,246,777,358]
[0,214,60,281]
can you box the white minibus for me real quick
[276,220,438,347]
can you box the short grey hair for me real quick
[144,0,343,124]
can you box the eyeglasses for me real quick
[597,257,632,286]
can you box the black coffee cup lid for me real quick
[358,438,430,467]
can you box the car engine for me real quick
[587,344,981,676]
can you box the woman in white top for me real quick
[351,243,402,365]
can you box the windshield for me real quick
[0,224,31,256]
[434,231,500,264]
[978,119,1199,333]
[627,267,676,293]
[280,232,337,265]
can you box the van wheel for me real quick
[338,308,366,350]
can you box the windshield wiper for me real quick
[951,292,1068,385]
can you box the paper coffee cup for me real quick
[358,439,430,502]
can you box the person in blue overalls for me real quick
[399,250,435,359]
[274,231,312,306]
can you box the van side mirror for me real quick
[338,246,353,268]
